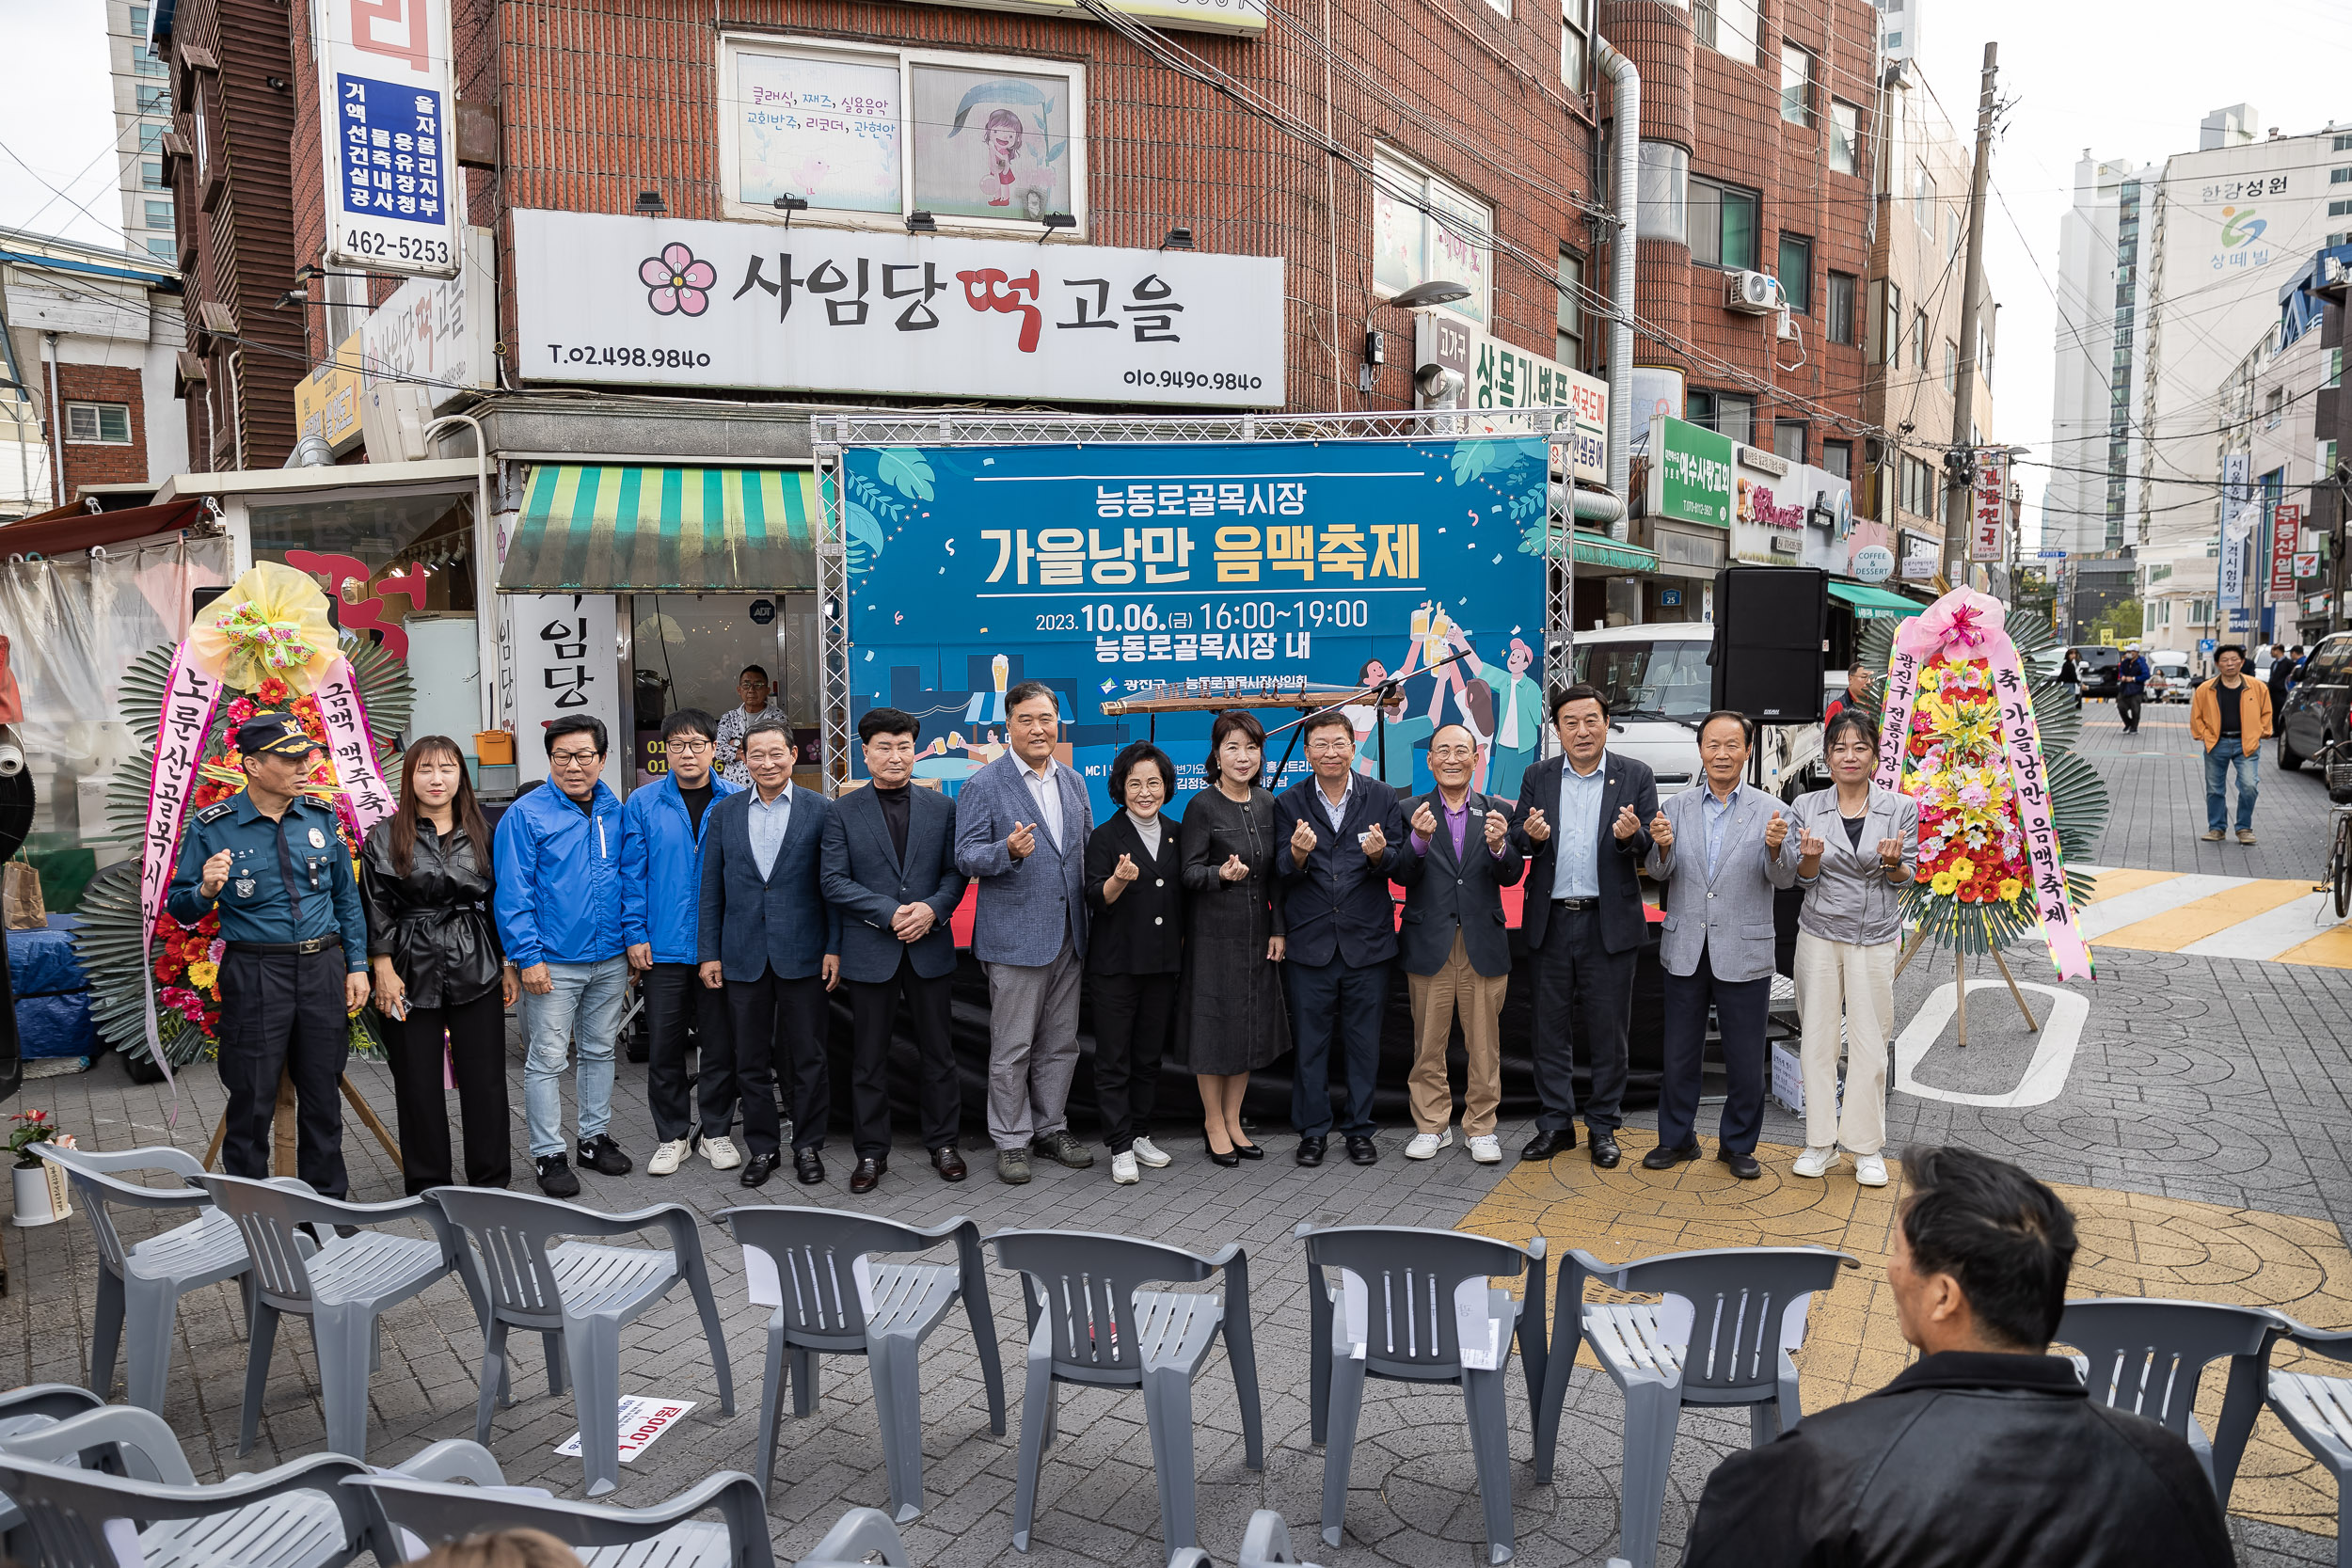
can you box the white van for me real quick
[2147,649,2193,703]
[1570,622,1824,800]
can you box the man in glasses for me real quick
[622,708,743,1178]
[495,715,633,1196]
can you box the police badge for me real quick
[233,877,256,898]
[309,828,327,848]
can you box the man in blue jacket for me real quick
[699,714,842,1189]
[495,715,631,1197]
[622,708,741,1179]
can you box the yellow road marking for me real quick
[2274,924,2352,970]
[2095,879,2315,951]
[2083,867,2179,902]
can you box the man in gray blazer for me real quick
[1643,709,1803,1180]
[821,707,970,1193]
[952,681,1096,1184]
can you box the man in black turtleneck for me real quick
[819,707,969,1192]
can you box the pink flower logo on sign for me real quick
[640,244,716,317]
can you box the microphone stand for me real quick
[1261,642,1478,791]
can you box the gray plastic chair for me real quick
[720,1205,1007,1518]
[426,1185,735,1497]
[40,1144,295,1413]
[1296,1224,1549,1566]
[1237,1508,1325,1568]
[0,1383,104,1546]
[0,1401,501,1568]
[991,1227,1263,1562]
[199,1174,484,1463]
[2057,1296,2285,1508]
[349,1466,773,1567]
[1534,1244,1856,1568]
[2264,1317,2352,1567]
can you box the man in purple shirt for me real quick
[1390,722,1525,1164]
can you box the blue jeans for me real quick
[520,957,628,1158]
[2204,737,2260,832]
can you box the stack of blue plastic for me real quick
[11,912,96,1064]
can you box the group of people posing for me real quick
[171,674,1920,1204]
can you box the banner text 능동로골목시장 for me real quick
[840,438,1552,818]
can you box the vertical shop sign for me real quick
[317,0,459,277]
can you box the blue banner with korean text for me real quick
[841,438,1551,819]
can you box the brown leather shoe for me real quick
[850,1155,886,1195]
[931,1145,967,1182]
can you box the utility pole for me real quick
[1941,41,1998,589]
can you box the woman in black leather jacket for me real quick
[360,735,517,1194]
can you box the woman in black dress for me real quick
[1179,710,1288,1164]
[1084,741,1184,1187]
[360,735,517,1195]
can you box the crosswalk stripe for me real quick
[2097,879,2318,951]
[2004,866,2352,969]
[2180,892,2339,959]
[2276,925,2352,967]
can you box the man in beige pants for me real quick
[1391,723,1526,1164]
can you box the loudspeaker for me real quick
[1709,565,1828,724]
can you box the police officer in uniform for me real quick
[167,712,372,1196]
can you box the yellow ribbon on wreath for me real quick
[187,562,341,696]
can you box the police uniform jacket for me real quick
[167,791,368,971]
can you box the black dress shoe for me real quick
[1519,1129,1576,1162]
[850,1155,886,1195]
[1642,1142,1701,1171]
[1718,1148,1762,1180]
[1589,1131,1623,1168]
[1295,1135,1327,1167]
[739,1153,777,1188]
[1345,1135,1378,1166]
[794,1148,826,1186]
[931,1146,967,1182]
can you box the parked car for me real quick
[2074,645,2122,700]
[1572,623,1823,800]
[2280,632,2352,771]
[2147,649,2193,703]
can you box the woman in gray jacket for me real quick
[1787,710,1917,1187]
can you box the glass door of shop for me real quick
[625,594,821,794]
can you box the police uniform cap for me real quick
[237,711,323,759]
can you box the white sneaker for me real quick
[1405,1129,1453,1160]
[1467,1134,1502,1164]
[1854,1154,1889,1188]
[647,1138,690,1177]
[1111,1151,1140,1185]
[1792,1146,1839,1180]
[698,1134,743,1171]
[1129,1135,1172,1169]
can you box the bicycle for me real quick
[2319,739,2352,921]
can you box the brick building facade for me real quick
[49,364,155,495]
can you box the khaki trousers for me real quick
[1406,930,1509,1137]
[1791,929,1897,1154]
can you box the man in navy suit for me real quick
[1513,683,1658,1170]
[1274,709,1405,1169]
[953,681,1095,1185]
[819,706,969,1193]
[698,714,842,1189]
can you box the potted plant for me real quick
[8,1110,74,1227]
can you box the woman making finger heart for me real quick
[1178,710,1288,1164]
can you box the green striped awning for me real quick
[1571,534,1660,573]
[500,466,822,593]
[1829,580,1928,619]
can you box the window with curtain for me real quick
[1829,102,1860,175]
[1375,147,1496,326]
[1777,233,1811,312]
[1690,175,1758,270]
[1557,250,1584,367]
[1780,45,1813,125]
[1773,421,1806,463]
[1822,440,1851,479]
[1688,388,1756,446]
[1561,0,1589,91]
[1827,271,1856,343]
[1914,164,1935,230]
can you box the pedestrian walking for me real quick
[1083,741,1184,1186]
[360,735,517,1195]
[952,681,1097,1184]
[1512,683,1656,1170]
[1272,710,1403,1169]
[1391,722,1525,1164]
[2266,643,2297,716]
[2191,643,2272,845]
[167,712,372,1196]
[818,706,969,1192]
[2057,648,2079,693]
[1784,711,1917,1188]
[1178,711,1288,1165]
[1644,711,1804,1180]
[2116,644,2151,735]
[494,715,632,1196]
[699,714,841,1188]
[619,708,741,1178]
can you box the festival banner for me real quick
[134,645,224,1106]
[314,657,399,836]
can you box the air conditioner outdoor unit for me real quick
[1725,270,1780,314]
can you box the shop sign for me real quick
[359,225,496,411]
[2218,504,2255,632]
[1899,553,1937,579]
[1415,315,1607,483]
[842,436,1549,816]
[1852,545,1895,583]
[506,593,623,795]
[1968,450,2008,563]
[315,0,458,277]
[2270,502,2303,595]
[294,332,365,454]
[1646,415,1733,528]
[511,209,1285,408]
[2293,552,2320,579]
[876,0,1263,37]
[1627,368,1685,449]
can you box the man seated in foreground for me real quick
[1685,1146,2233,1568]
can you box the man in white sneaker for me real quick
[1391,723,1524,1164]
[622,709,742,1176]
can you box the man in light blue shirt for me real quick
[746,775,792,877]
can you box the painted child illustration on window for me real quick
[983,109,1022,208]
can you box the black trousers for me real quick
[644,962,736,1143]
[1656,945,1773,1155]
[726,968,827,1156]
[2118,689,2143,731]
[1090,970,1178,1151]
[1529,906,1638,1134]
[1284,958,1383,1139]
[381,986,510,1195]
[846,954,959,1158]
[217,946,351,1198]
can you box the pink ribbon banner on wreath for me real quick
[312,657,397,839]
[1873,587,2093,981]
[135,641,224,1109]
